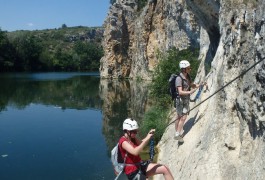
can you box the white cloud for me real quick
[27,23,34,27]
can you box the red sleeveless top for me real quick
[118,136,141,175]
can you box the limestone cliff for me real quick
[100,0,200,80]
[101,0,265,179]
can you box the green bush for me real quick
[150,47,200,107]
[139,47,200,144]
[138,0,148,11]
[139,106,169,144]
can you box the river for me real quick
[0,72,150,180]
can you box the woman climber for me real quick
[118,118,174,180]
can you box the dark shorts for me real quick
[127,161,150,180]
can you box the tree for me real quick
[4,26,104,72]
[0,29,16,72]
[150,47,200,107]
[73,41,103,71]
[12,34,43,71]
[61,24,67,29]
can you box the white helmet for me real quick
[179,60,190,69]
[123,118,139,131]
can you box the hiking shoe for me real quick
[174,134,184,143]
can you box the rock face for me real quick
[101,0,265,179]
[100,0,200,80]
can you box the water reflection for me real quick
[0,73,151,150]
[100,79,151,153]
[0,73,101,111]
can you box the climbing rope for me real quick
[149,137,155,161]
[166,56,265,128]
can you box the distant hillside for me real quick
[0,26,104,72]
[8,26,104,45]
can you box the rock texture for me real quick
[100,0,200,80]
[101,0,265,179]
[156,1,265,179]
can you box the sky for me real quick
[0,0,110,32]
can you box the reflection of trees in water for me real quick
[100,79,151,155]
[1,74,151,157]
[0,75,102,111]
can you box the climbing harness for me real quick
[149,137,155,161]
[166,56,265,128]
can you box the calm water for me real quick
[0,72,117,180]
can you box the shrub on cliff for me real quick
[138,0,148,11]
[139,48,199,145]
[139,106,168,144]
[150,47,200,108]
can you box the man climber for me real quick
[174,60,200,143]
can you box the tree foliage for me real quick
[138,0,148,11]
[0,27,104,72]
[150,47,200,107]
[61,24,67,29]
[0,29,17,71]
